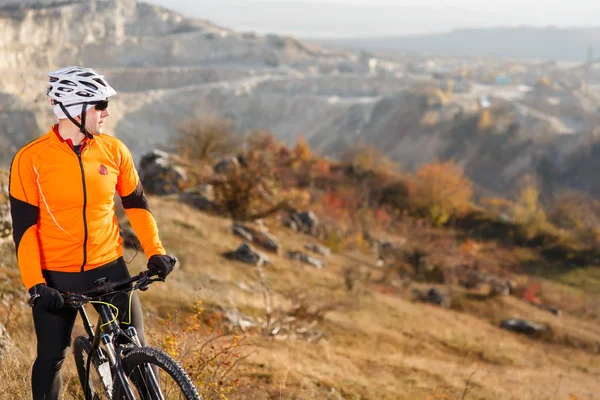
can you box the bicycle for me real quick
[59,266,202,400]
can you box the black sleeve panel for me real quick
[9,194,40,251]
[121,181,150,211]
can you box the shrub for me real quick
[512,184,548,241]
[549,190,600,249]
[174,113,238,163]
[410,161,473,226]
[377,179,411,211]
[210,132,311,221]
[339,144,398,173]
[155,301,250,400]
[479,197,513,220]
[293,135,312,163]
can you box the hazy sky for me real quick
[143,0,600,37]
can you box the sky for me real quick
[143,0,600,38]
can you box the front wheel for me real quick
[118,347,201,400]
[73,336,113,399]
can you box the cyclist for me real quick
[9,66,175,400]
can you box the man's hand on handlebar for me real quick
[28,283,64,310]
[147,255,176,280]
[28,261,176,309]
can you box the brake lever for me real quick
[27,293,40,308]
[134,272,152,291]
[62,293,89,308]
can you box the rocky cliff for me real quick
[1,0,600,199]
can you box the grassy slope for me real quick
[149,197,600,400]
[1,196,600,399]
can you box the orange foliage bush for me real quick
[480,197,513,219]
[340,144,398,173]
[311,159,331,176]
[549,190,600,249]
[293,135,312,162]
[155,301,250,400]
[459,239,480,257]
[320,188,359,221]
[512,184,548,241]
[375,208,392,227]
[522,280,541,303]
[410,160,473,226]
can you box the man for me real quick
[9,66,175,400]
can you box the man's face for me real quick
[80,102,110,135]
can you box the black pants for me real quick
[31,257,146,400]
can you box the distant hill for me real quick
[4,3,600,201]
[315,27,600,62]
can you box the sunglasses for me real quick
[94,100,109,111]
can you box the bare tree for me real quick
[174,113,239,164]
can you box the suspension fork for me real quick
[78,305,95,340]
[92,304,137,399]
[79,305,106,400]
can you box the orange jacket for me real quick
[9,126,165,290]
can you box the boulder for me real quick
[251,230,280,253]
[298,211,319,232]
[530,302,561,316]
[413,287,451,308]
[487,277,511,296]
[287,251,324,269]
[232,223,254,241]
[304,243,331,256]
[457,268,514,296]
[283,216,300,232]
[139,150,187,195]
[500,318,552,336]
[214,156,246,173]
[232,222,281,253]
[196,184,215,201]
[283,209,320,236]
[223,309,260,332]
[223,243,270,266]
[179,191,217,212]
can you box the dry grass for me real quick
[2,196,600,399]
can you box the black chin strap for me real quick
[57,102,93,140]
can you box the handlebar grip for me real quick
[28,294,40,308]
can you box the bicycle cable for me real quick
[122,289,135,326]
[89,300,120,329]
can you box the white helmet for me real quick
[47,66,116,106]
[46,66,117,138]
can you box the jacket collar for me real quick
[50,124,90,152]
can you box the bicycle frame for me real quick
[77,304,128,398]
[74,273,164,400]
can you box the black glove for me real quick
[147,255,176,279]
[28,284,64,311]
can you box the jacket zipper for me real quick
[75,149,89,272]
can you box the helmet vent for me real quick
[81,81,98,90]
[93,78,107,87]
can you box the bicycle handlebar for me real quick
[28,256,177,308]
[61,270,159,307]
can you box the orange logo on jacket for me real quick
[99,164,108,175]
